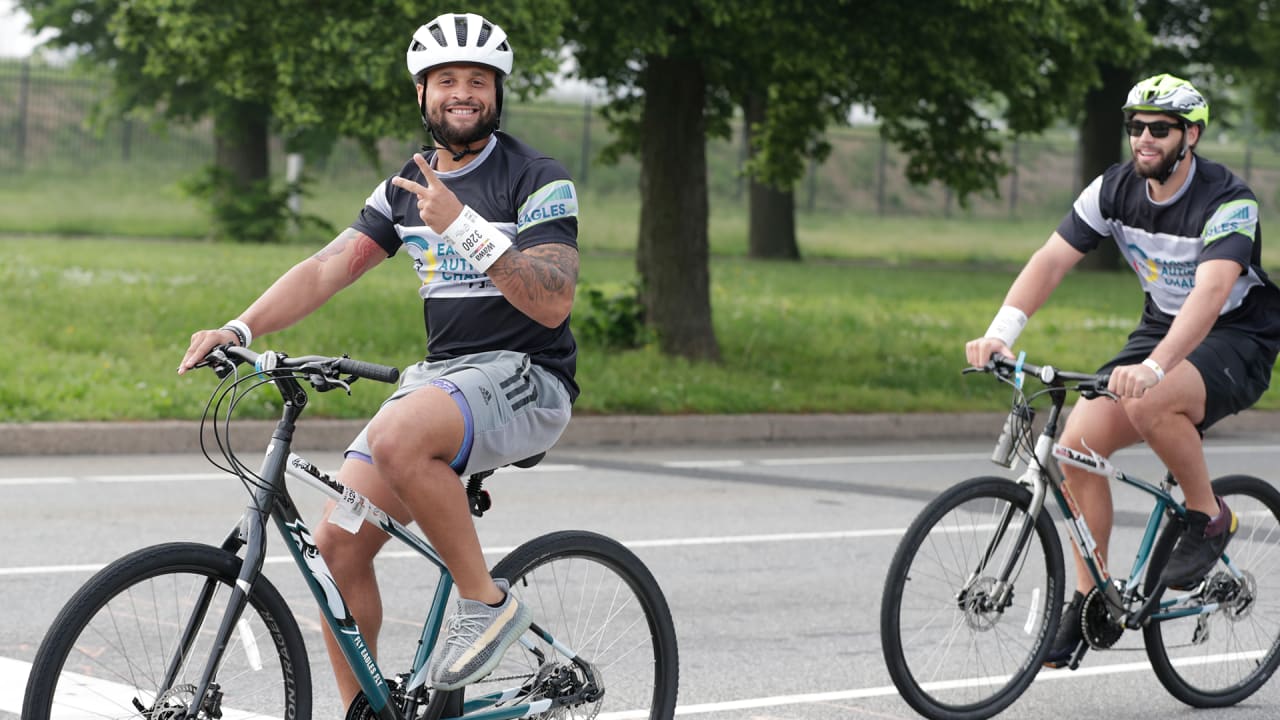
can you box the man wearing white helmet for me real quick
[965,73,1280,670]
[179,11,581,704]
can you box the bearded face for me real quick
[1128,113,1186,181]
[421,66,500,148]
[1132,140,1182,181]
[428,101,499,147]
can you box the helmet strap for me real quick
[1154,133,1190,185]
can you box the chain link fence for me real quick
[3,58,1279,221]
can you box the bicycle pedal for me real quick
[1067,643,1088,671]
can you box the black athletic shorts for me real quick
[1100,325,1276,431]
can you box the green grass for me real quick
[4,230,1243,423]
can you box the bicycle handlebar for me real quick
[201,344,401,385]
[966,354,1113,399]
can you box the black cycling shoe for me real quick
[1042,591,1086,669]
[1161,496,1238,590]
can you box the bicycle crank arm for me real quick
[1125,583,1166,630]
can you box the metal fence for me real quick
[4,57,1279,219]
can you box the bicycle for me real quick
[879,353,1280,720]
[22,344,680,720]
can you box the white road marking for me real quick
[2,444,1276,487]
[1,526,996,577]
[0,477,76,486]
[86,472,229,483]
[0,656,277,719]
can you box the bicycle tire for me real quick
[1142,474,1280,708]
[485,530,679,719]
[22,542,311,720]
[881,476,1065,720]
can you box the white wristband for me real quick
[222,319,252,348]
[984,305,1028,348]
[441,205,513,272]
[1142,357,1165,383]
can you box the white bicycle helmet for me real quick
[406,13,513,79]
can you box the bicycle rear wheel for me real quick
[1143,474,1280,707]
[22,542,311,720]
[881,476,1064,720]
[484,530,679,719]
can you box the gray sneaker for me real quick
[430,578,532,690]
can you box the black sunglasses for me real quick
[1126,119,1184,139]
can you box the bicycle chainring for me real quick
[1081,588,1124,649]
[344,692,377,720]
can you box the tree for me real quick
[19,0,568,241]
[744,91,797,260]
[567,0,1142,359]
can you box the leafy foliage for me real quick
[572,283,651,349]
[180,167,333,243]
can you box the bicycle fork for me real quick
[153,499,270,720]
[963,434,1056,611]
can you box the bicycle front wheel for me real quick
[1143,474,1280,707]
[486,530,679,719]
[22,542,311,720]
[881,476,1065,720]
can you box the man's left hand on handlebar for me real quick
[1107,362,1160,399]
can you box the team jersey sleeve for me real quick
[1199,195,1259,269]
[350,178,406,257]
[1055,174,1108,253]
[511,159,579,251]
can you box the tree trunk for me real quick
[636,54,721,361]
[744,93,799,260]
[1075,63,1132,272]
[214,98,270,188]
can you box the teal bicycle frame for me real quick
[187,365,596,720]
[990,364,1246,637]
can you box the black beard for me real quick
[1132,143,1180,180]
[428,104,498,149]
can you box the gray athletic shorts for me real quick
[345,350,572,477]
[1100,325,1274,432]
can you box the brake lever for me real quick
[311,375,354,394]
[196,348,236,379]
[299,361,357,394]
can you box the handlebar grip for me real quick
[336,358,400,384]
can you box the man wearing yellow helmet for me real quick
[965,73,1280,669]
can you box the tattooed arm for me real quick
[179,228,388,372]
[239,227,388,335]
[486,242,579,327]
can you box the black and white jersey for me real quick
[351,131,580,400]
[1057,156,1280,339]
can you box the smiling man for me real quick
[179,11,581,712]
[964,73,1280,670]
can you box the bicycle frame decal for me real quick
[282,519,355,627]
[277,516,392,707]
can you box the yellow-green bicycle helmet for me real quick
[1122,73,1210,130]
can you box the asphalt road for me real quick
[5,438,1280,719]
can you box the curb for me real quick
[4,410,1280,456]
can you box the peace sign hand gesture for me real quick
[391,152,513,273]
[391,153,463,233]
